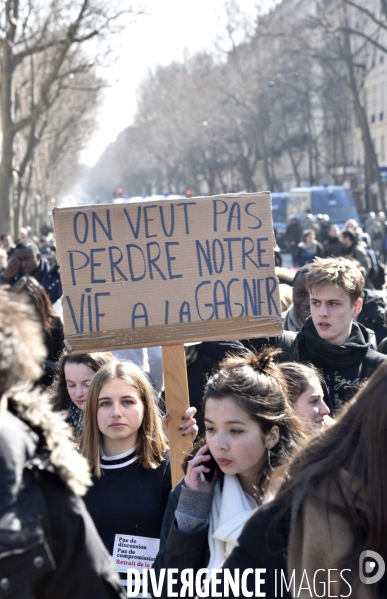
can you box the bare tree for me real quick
[82,0,386,207]
[284,0,384,209]
[0,0,142,233]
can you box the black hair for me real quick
[15,239,40,254]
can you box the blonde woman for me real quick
[81,361,196,591]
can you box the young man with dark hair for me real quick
[291,257,386,410]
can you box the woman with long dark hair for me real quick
[152,348,307,598]
[49,350,115,439]
[203,360,387,598]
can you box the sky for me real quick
[80,0,272,167]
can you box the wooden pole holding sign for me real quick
[162,344,192,487]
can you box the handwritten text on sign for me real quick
[53,192,282,350]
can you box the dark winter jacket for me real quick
[9,257,62,304]
[294,318,386,411]
[356,288,386,346]
[152,480,210,599]
[295,240,323,267]
[343,241,372,276]
[0,387,125,599]
[202,483,387,599]
[322,236,343,258]
[285,222,303,247]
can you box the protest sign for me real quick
[53,192,282,485]
[53,192,282,352]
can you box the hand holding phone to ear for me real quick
[1,256,21,282]
[184,443,218,493]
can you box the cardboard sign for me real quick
[53,192,282,351]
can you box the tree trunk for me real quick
[21,164,33,230]
[0,7,17,234]
[350,86,383,212]
[0,128,15,234]
[342,27,385,211]
[287,148,302,186]
[0,79,15,233]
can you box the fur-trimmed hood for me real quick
[6,384,91,496]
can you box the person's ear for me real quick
[265,425,280,449]
[352,297,363,318]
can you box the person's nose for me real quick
[318,302,329,317]
[75,385,86,398]
[111,401,122,418]
[214,432,228,450]
[319,399,330,416]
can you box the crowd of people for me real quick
[284,212,387,290]
[1,220,387,598]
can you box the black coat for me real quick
[322,236,343,258]
[295,318,386,411]
[356,288,386,346]
[0,393,125,599]
[285,222,303,247]
[10,257,62,304]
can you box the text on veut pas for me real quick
[63,199,280,332]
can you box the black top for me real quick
[84,448,171,586]
[322,236,343,258]
[356,288,386,346]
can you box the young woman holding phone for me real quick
[152,348,307,598]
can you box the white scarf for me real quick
[206,475,257,578]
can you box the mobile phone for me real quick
[202,451,218,482]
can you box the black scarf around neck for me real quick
[298,317,369,371]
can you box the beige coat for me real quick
[287,471,374,599]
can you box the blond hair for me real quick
[305,257,363,305]
[81,361,168,476]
